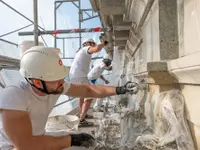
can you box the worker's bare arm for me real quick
[2,109,71,150]
[66,83,116,98]
[88,42,106,54]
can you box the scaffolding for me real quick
[0,0,107,107]
[0,0,108,59]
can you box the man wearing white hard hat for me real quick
[69,38,109,127]
[0,41,138,150]
[88,53,113,84]
[88,53,113,112]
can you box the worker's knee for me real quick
[84,99,93,106]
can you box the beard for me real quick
[48,85,64,94]
[56,86,64,94]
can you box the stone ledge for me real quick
[133,61,178,85]
[127,30,142,56]
[98,0,125,15]
[133,51,200,85]
[134,61,168,74]
[168,51,200,84]
[113,31,129,41]
[114,40,127,46]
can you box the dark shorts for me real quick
[90,79,97,84]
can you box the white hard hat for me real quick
[19,40,44,58]
[103,53,112,60]
[20,46,69,81]
[82,38,95,46]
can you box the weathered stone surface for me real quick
[159,0,179,60]
[114,40,127,46]
[99,0,125,15]
[113,31,129,40]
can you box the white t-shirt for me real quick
[87,62,105,80]
[0,80,71,149]
[69,46,92,79]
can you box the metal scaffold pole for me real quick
[0,38,18,47]
[62,39,65,57]
[54,1,57,47]
[16,0,104,53]
[18,27,107,36]
[78,0,82,49]
[33,0,39,45]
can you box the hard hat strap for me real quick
[41,80,49,94]
[25,78,50,94]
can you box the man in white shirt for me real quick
[69,38,109,127]
[0,44,139,150]
[88,53,112,112]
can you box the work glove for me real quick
[70,133,95,148]
[116,81,138,95]
[103,40,108,46]
[105,80,109,84]
[99,34,108,45]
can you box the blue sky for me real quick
[0,0,105,66]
